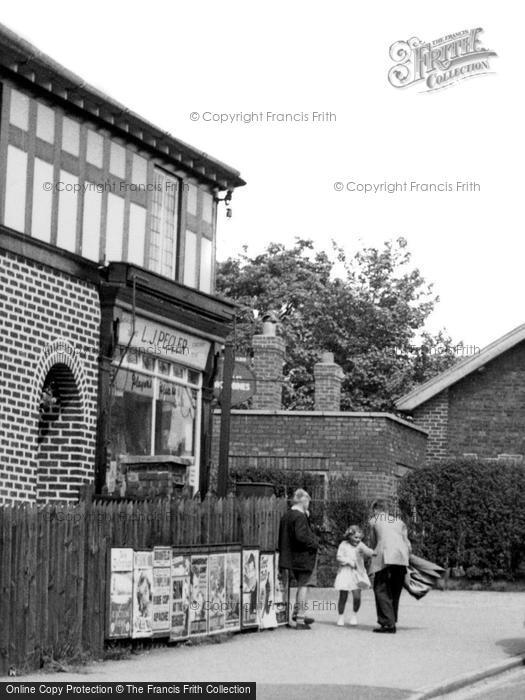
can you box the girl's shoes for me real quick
[349,614,358,626]
[337,615,345,626]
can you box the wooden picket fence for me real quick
[0,494,288,676]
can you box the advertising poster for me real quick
[274,553,289,626]
[258,552,277,629]
[107,548,134,639]
[208,553,226,634]
[189,555,208,636]
[241,548,259,628]
[170,554,190,642]
[132,550,154,638]
[152,547,171,636]
[224,551,241,631]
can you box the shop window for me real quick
[109,350,201,462]
[111,368,153,456]
[4,145,27,232]
[155,383,196,457]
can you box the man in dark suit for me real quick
[369,498,411,634]
[278,489,319,630]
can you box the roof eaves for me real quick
[0,23,246,190]
[395,323,525,412]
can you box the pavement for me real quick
[11,590,525,699]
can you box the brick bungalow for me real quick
[395,324,525,463]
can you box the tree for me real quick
[216,237,457,411]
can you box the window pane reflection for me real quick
[110,369,153,457]
[155,384,196,457]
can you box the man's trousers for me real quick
[373,565,406,628]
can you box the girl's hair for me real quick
[344,525,363,539]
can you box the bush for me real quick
[398,458,525,579]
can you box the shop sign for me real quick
[213,360,257,406]
[119,312,211,370]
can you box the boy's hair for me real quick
[372,498,388,512]
[344,525,363,539]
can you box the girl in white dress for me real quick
[334,525,374,626]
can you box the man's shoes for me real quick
[295,621,312,630]
[349,614,358,626]
[292,614,315,625]
[373,625,396,633]
[336,615,345,627]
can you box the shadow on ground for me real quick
[496,638,525,657]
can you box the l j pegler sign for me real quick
[388,28,497,92]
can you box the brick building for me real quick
[395,324,525,462]
[0,24,244,503]
[212,323,428,500]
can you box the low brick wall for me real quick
[211,409,427,501]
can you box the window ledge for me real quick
[120,455,192,466]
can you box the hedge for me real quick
[398,458,525,580]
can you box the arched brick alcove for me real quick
[33,339,93,502]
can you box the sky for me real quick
[1,1,523,349]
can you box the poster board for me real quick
[241,548,259,628]
[189,554,209,636]
[152,547,172,636]
[107,548,133,639]
[170,553,191,642]
[208,553,227,634]
[224,550,241,631]
[132,551,154,638]
[274,553,290,626]
[258,551,277,629]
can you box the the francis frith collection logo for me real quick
[388,28,497,91]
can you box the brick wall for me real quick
[448,342,525,459]
[412,390,449,461]
[0,249,99,503]
[211,410,427,501]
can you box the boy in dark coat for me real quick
[278,489,319,629]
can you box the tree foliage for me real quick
[216,237,457,410]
